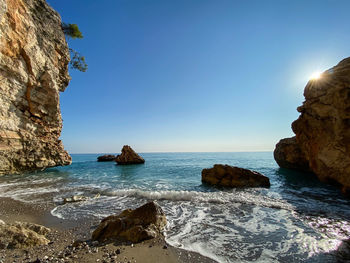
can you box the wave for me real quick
[100,188,295,211]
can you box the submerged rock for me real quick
[0,0,71,175]
[202,164,270,188]
[63,195,89,204]
[115,145,145,165]
[274,57,350,196]
[0,221,50,249]
[92,201,167,243]
[63,193,100,204]
[97,155,117,162]
[274,137,310,172]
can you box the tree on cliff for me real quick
[62,23,87,72]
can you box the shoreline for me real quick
[0,197,217,263]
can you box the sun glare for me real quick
[310,71,322,80]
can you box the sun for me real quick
[310,71,322,80]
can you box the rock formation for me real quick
[92,201,167,243]
[274,137,310,172]
[202,164,270,188]
[274,57,350,196]
[115,145,145,165]
[97,154,117,162]
[0,221,50,249]
[0,0,71,175]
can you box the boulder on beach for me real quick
[92,201,167,243]
[274,57,350,196]
[0,221,50,249]
[202,164,270,188]
[97,155,117,162]
[115,145,145,165]
[63,193,100,204]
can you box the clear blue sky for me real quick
[48,0,350,153]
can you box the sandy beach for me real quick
[0,197,216,263]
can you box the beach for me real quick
[0,196,215,263]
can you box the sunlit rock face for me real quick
[275,57,350,196]
[0,0,71,175]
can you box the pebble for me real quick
[115,248,121,254]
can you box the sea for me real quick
[0,152,349,263]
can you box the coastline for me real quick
[0,196,217,263]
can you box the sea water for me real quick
[0,152,349,262]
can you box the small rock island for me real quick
[115,145,145,165]
[202,164,270,188]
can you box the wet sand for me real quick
[0,197,217,263]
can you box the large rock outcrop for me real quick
[92,201,167,243]
[274,57,350,196]
[202,164,270,188]
[115,145,145,165]
[0,0,71,175]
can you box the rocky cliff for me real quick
[0,0,71,175]
[274,57,350,196]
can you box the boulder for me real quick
[97,155,117,162]
[63,193,100,204]
[202,164,270,188]
[92,201,167,243]
[0,222,50,249]
[274,57,350,196]
[115,145,145,165]
[274,137,310,172]
[63,195,89,204]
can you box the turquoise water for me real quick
[0,152,349,262]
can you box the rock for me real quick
[115,145,145,165]
[0,220,5,225]
[0,221,50,249]
[63,195,89,204]
[274,57,350,196]
[201,164,270,188]
[274,137,310,172]
[92,201,167,243]
[0,0,71,175]
[97,155,117,162]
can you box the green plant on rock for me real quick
[62,23,87,72]
[62,23,83,39]
[69,48,88,72]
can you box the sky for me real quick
[48,0,350,153]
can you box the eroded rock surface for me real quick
[0,0,71,175]
[202,164,270,188]
[0,221,50,249]
[92,201,167,243]
[275,57,350,196]
[115,145,145,165]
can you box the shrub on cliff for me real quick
[62,23,87,72]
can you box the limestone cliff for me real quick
[274,57,350,196]
[0,0,71,174]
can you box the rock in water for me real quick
[202,164,270,188]
[97,155,117,162]
[92,201,167,243]
[115,145,145,165]
[0,0,71,175]
[274,137,310,172]
[274,57,350,196]
[0,222,50,249]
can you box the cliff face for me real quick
[0,0,71,175]
[274,57,350,196]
